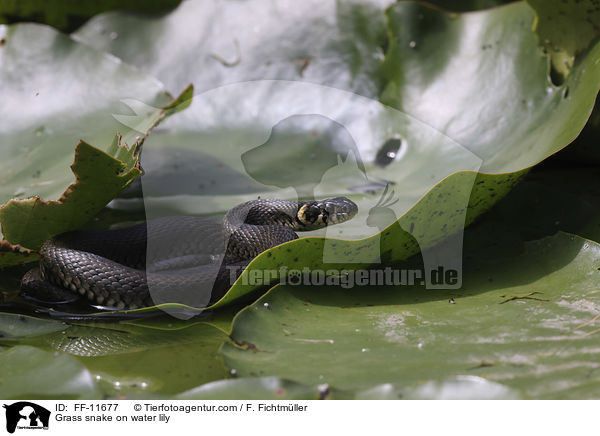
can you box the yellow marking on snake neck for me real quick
[297,204,309,224]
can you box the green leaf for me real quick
[2,315,233,397]
[379,1,600,173]
[75,1,600,175]
[0,241,38,267]
[221,232,600,399]
[73,323,229,397]
[355,376,521,400]
[0,345,100,399]
[0,23,171,206]
[73,0,392,95]
[0,313,68,338]
[176,377,329,400]
[175,374,521,399]
[0,22,194,257]
[0,138,141,250]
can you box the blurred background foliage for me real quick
[0,0,182,32]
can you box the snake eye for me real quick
[307,206,329,226]
[304,205,321,223]
[297,203,325,228]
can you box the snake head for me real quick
[296,197,358,230]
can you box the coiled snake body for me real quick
[22,198,357,309]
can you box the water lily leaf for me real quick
[0,306,239,397]
[0,345,100,399]
[0,241,38,267]
[0,81,193,255]
[0,85,193,255]
[0,22,194,257]
[0,313,68,338]
[176,376,329,400]
[221,232,600,399]
[120,305,239,334]
[0,23,171,206]
[74,0,393,96]
[75,1,600,174]
[3,318,231,397]
[355,376,521,400]
[176,374,520,399]
[0,138,140,251]
[379,1,600,174]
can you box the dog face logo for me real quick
[3,402,50,433]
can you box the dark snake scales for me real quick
[21,198,358,309]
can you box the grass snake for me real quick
[21,197,358,309]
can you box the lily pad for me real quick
[0,85,193,254]
[2,317,231,397]
[0,138,140,251]
[222,231,600,399]
[0,345,100,399]
[355,376,521,400]
[551,99,600,163]
[0,241,38,267]
[176,376,329,400]
[0,23,170,206]
[176,374,520,399]
[0,21,194,255]
[72,323,230,397]
[74,0,393,96]
[0,313,67,338]
[379,1,599,173]
[74,1,600,174]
